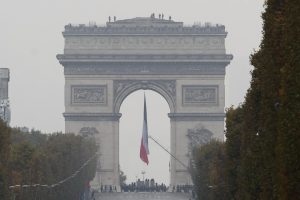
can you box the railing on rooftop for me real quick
[63,23,226,35]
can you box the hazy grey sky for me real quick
[1,0,264,184]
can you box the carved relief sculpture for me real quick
[72,85,107,104]
[183,85,218,105]
[65,36,223,50]
[79,127,99,137]
[186,127,213,156]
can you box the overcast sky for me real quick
[1,0,264,184]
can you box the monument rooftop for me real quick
[63,16,227,36]
[107,17,183,27]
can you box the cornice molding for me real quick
[63,24,227,36]
[168,113,225,121]
[63,113,122,121]
[57,54,233,63]
[62,62,226,75]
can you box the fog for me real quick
[0,0,264,184]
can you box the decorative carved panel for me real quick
[71,85,107,105]
[182,85,218,105]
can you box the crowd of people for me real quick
[171,184,194,193]
[97,179,194,194]
[121,179,168,192]
[100,185,118,192]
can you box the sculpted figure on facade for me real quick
[183,86,218,105]
[79,127,99,137]
[187,127,213,156]
[72,86,107,104]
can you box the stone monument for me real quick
[57,16,233,190]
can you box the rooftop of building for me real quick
[63,15,226,36]
[0,68,9,79]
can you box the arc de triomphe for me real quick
[57,16,232,190]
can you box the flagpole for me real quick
[148,135,189,170]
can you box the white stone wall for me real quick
[64,74,226,188]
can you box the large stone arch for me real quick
[57,16,233,191]
[113,80,176,113]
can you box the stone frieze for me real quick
[63,23,226,35]
[63,63,226,75]
[64,36,224,51]
[182,85,218,105]
[71,85,107,104]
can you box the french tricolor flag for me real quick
[140,94,149,165]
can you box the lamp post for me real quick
[141,171,146,182]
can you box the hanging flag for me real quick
[140,93,149,165]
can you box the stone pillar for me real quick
[169,115,191,187]
[169,113,225,187]
[64,113,121,191]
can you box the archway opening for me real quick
[119,90,171,186]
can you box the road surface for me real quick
[96,192,193,200]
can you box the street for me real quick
[96,192,193,200]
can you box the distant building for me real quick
[19,127,29,133]
[0,68,10,124]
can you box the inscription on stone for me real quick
[72,85,107,104]
[183,85,218,105]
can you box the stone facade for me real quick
[57,16,232,190]
[0,68,10,124]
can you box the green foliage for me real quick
[195,1,300,199]
[10,142,36,185]
[119,170,127,186]
[192,1,300,194]
[225,106,243,199]
[276,0,300,198]
[0,125,98,200]
[10,128,47,147]
[234,0,300,199]
[192,140,228,200]
[0,119,10,200]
